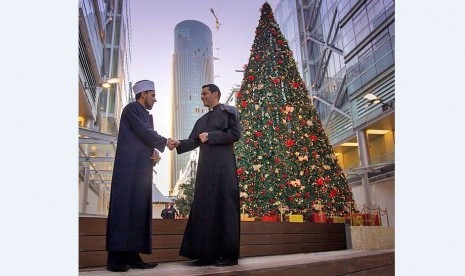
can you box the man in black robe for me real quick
[166,203,179,219]
[106,80,172,272]
[171,84,242,267]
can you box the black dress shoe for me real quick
[107,263,130,272]
[215,258,238,267]
[192,259,215,266]
[130,261,158,269]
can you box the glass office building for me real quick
[272,0,395,226]
[78,0,132,215]
[171,20,214,191]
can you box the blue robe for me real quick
[177,104,242,261]
[106,101,167,254]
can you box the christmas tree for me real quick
[235,2,354,219]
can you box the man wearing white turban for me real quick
[106,80,173,272]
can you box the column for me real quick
[356,129,373,208]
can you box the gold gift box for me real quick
[348,214,363,226]
[331,216,346,223]
[285,214,304,223]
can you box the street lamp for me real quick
[363,93,381,104]
[84,77,120,90]
[363,93,394,111]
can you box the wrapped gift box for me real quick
[286,214,304,223]
[331,216,346,223]
[262,214,280,222]
[362,214,381,226]
[311,213,326,223]
[347,214,363,226]
[241,217,257,222]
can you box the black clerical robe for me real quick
[177,104,242,261]
[106,101,167,254]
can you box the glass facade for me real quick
[272,0,394,145]
[78,0,132,215]
[342,0,395,95]
[172,20,214,188]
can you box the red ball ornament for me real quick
[285,139,295,147]
[241,101,247,108]
[316,177,324,186]
[248,75,255,81]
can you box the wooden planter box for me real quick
[79,217,347,268]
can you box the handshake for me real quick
[166,138,181,150]
[165,132,209,151]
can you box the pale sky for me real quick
[130,0,267,195]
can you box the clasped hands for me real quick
[166,133,209,151]
[167,138,180,150]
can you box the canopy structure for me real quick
[79,127,171,215]
[79,127,117,193]
[152,185,173,203]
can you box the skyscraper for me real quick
[171,20,214,191]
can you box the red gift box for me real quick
[262,214,280,222]
[362,214,381,226]
[311,213,326,223]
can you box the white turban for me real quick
[133,80,155,95]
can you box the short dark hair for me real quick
[202,84,221,99]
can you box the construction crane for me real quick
[210,8,221,30]
[210,8,221,62]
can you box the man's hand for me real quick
[167,138,181,150]
[199,132,208,143]
[151,150,161,166]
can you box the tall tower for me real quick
[171,20,214,191]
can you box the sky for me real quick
[130,0,267,195]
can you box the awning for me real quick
[79,127,117,191]
[152,185,172,203]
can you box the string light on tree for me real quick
[234,2,354,218]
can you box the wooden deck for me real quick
[79,217,347,268]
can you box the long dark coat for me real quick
[177,104,241,261]
[106,101,167,254]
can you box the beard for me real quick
[145,99,154,110]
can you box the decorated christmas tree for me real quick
[235,2,354,219]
